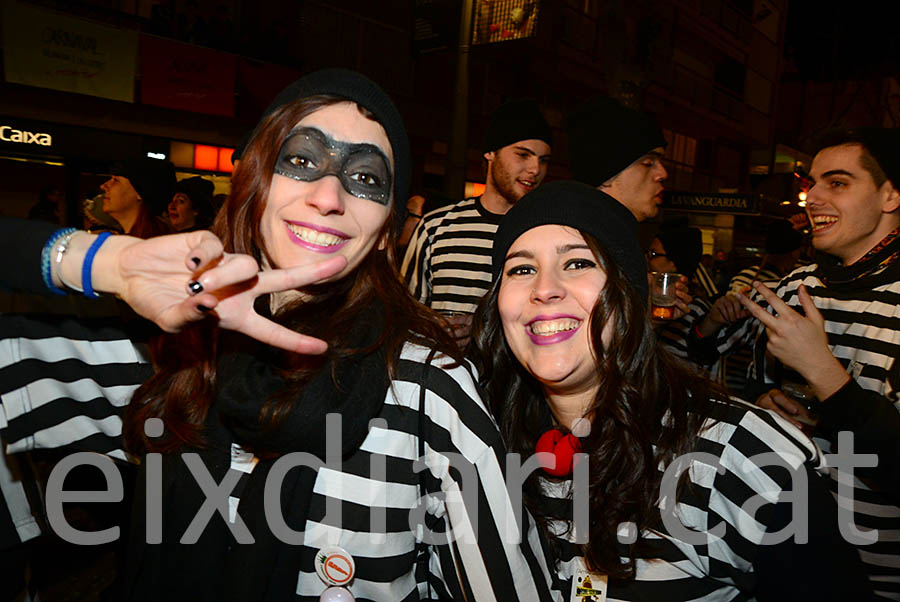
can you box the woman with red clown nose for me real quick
[470,180,870,601]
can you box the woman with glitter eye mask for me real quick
[0,70,561,602]
[274,127,393,205]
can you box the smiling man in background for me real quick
[402,99,552,342]
[691,127,900,599]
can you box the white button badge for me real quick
[316,545,356,601]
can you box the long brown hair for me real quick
[471,231,726,579]
[124,96,460,454]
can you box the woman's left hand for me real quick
[92,231,347,353]
[735,282,850,400]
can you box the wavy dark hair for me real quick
[471,230,727,579]
[124,96,461,454]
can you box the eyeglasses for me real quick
[646,249,668,260]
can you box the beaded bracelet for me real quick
[81,231,112,299]
[54,230,81,290]
[41,227,77,295]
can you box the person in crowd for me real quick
[567,96,668,224]
[83,190,123,232]
[690,127,900,599]
[712,249,734,291]
[402,99,552,343]
[0,69,559,602]
[396,191,451,259]
[646,224,714,371]
[168,175,216,231]
[101,158,176,238]
[718,219,805,394]
[398,193,426,253]
[471,180,870,600]
[567,97,698,309]
[729,219,805,294]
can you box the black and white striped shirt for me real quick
[0,314,150,463]
[0,334,561,601]
[656,297,713,372]
[0,313,150,551]
[542,398,826,601]
[401,198,502,314]
[728,265,782,294]
[693,263,719,299]
[721,265,783,395]
[707,262,900,600]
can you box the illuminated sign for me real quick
[146,151,166,160]
[663,191,762,214]
[0,125,52,146]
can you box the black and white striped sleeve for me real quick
[0,314,149,461]
[394,346,560,601]
[401,213,434,306]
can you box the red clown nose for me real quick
[535,429,582,477]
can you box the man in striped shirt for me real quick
[719,219,805,394]
[691,128,900,599]
[402,100,552,341]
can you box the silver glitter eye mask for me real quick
[274,127,393,205]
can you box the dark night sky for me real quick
[784,1,900,80]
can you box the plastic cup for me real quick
[650,271,682,320]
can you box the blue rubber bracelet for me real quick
[81,231,113,299]
[41,228,77,295]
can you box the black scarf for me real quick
[121,305,391,601]
[816,227,900,288]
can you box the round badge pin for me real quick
[315,545,355,587]
[319,586,355,602]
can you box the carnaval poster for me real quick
[2,0,136,102]
[472,0,540,45]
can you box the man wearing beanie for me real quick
[567,96,668,222]
[692,127,900,599]
[402,99,552,341]
[102,158,176,237]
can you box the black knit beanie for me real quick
[483,99,553,152]
[656,226,702,276]
[238,69,411,233]
[566,96,667,187]
[492,180,649,303]
[111,158,176,217]
[765,219,803,254]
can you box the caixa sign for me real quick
[0,125,52,147]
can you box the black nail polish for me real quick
[188,281,203,295]
[191,257,201,267]
[197,304,211,313]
